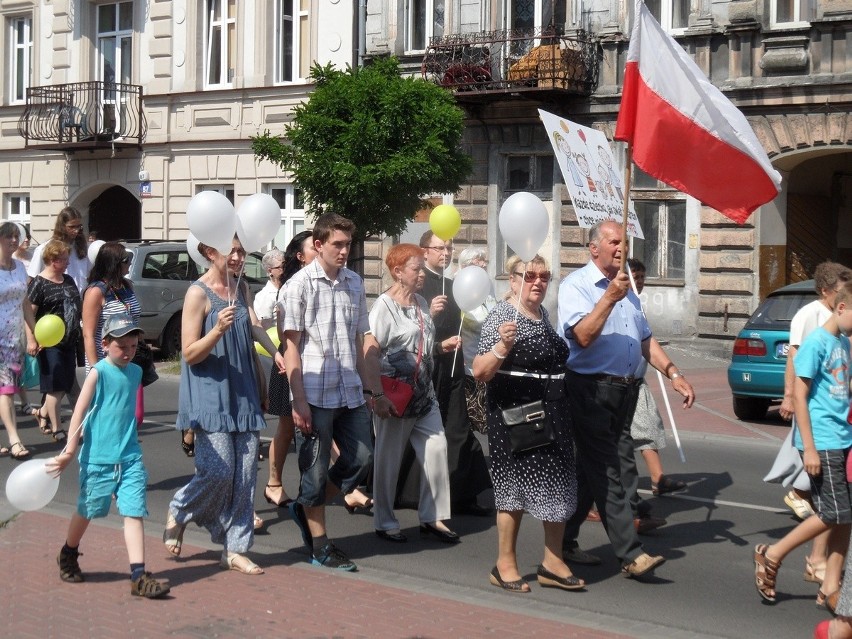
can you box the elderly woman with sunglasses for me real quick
[473,254,583,594]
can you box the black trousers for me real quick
[563,373,644,563]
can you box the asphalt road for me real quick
[0,347,833,639]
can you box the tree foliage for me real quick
[252,57,472,238]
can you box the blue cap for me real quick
[102,313,143,338]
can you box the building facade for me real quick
[366,0,852,346]
[1,1,850,347]
[0,0,356,257]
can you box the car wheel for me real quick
[732,396,770,421]
[161,314,182,359]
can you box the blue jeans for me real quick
[295,404,374,506]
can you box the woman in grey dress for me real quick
[163,236,283,575]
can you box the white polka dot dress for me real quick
[478,301,577,522]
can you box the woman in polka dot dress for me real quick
[473,254,582,593]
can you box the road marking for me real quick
[638,489,785,513]
[691,403,782,441]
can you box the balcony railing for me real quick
[422,27,599,96]
[18,81,145,151]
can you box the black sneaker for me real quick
[131,572,171,599]
[57,547,84,583]
[311,542,357,571]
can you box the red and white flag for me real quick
[615,0,781,223]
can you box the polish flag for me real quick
[614,0,782,224]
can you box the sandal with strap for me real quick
[163,511,186,557]
[817,589,839,615]
[10,441,31,460]
[180,431,195,457]
[652,475,688,496]
[805,558,826,584]
[31,407,51,435]
[754,543,781,602]
[489,566,530,593]
[221,551,263,575]
[263,483,293,507]
[52,429,67,443]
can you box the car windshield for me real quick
[745,293,817,330]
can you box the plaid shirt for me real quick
[282,260,370,409]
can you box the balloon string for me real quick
[442,264,445,296]
[58,403,97,457]
[232,262,246,307]
[450,312,464,378]
[512,262,526,324]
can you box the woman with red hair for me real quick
[369,243,459,544]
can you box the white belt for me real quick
[496,370,565,380]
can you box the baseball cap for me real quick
[103,313,144,338]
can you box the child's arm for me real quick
[46,369,99,476]
[792,375,820,476]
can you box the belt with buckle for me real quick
[567,370,638,385]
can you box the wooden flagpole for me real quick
[619,142,633,274]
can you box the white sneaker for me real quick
[784,490,815,520]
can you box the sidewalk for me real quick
[1,509,640,639]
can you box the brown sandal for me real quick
[817,589,839,615]
[754,544,781,602]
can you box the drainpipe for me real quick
[358,0,367,68]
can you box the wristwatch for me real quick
[670,371,684,381]
[373,392,386,400]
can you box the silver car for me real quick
[124,241,266,357]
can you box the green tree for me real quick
[252,57,471,239]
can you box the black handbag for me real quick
[133,340,159,387]
[500,400,555,453]
[498,323,558,454]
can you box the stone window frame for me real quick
[8,14,33,105]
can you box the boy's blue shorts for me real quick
[807,448,852,525]
[77,458,148,519]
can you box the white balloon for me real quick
[498,192,550,262]
[87,239,106,265]
[186,232,210,271]
[452,265,493,312]
[236,194,282,253]
[186,191,237,255]
[5,458,61,512]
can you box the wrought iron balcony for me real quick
[18,81,145,152]
[421,27,599,97]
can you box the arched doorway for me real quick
[785,152,852,280]
[88,185,141,241]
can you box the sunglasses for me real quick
[512,270,551,283]
[121,256,132,264]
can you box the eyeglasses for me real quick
[121,257,132,264]
[269,264,283,271]
[426,245,453,253]
[66,224,83,231]
[512,270,551,283]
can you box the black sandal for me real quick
[180,431,195,457]
[10,441,31,460]
[52,429,67,443]
[31,406,50,435]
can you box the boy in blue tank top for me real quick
[48,313,170,598]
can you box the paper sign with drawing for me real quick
[539,109,644,239]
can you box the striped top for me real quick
[85,280,141,370]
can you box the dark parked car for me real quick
[727,280,818,420]
[124,241,265,357]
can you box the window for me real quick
[205,0,237,87]
[406,0,444,52]
[5,194,30,229]
[274,0,309,83]
[267,185,306,250]
[498,155,554,271]
[630,168,686,281]
[770,0,813,27]
[97,3,133,134]
[9,16,32,104]
[645,0,690,33]
[199,184,235,204]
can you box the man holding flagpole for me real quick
[558,220,695,578]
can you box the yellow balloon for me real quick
[429,204,461,241]
[34,315,65,348]
[255,326,281,358]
